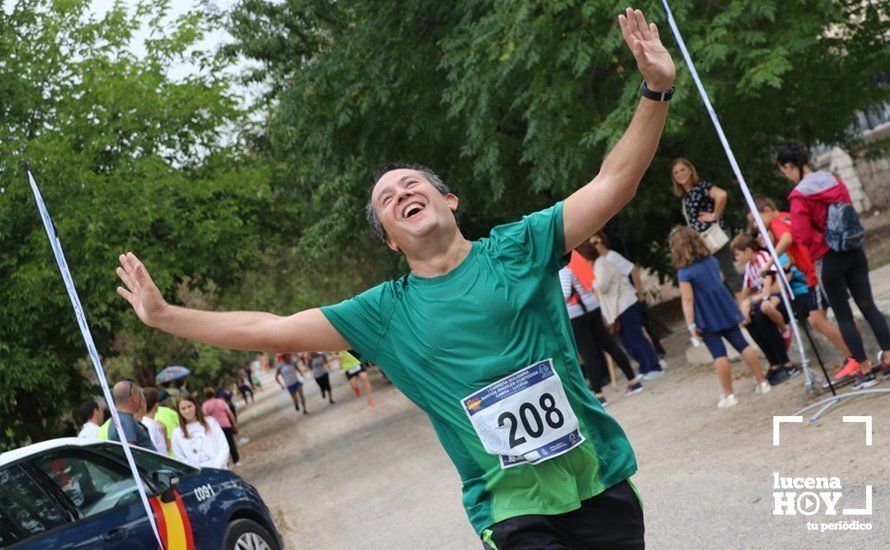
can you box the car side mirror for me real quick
[150,469,180,503]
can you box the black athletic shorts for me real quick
[345,365,366,380]
[482,479,645,549]
[314,373,332,393]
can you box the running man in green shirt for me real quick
[115,8,674,548]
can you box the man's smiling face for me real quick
[370,168,459,252]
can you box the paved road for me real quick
[236,265,890,549]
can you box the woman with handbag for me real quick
[583,238,663,380]
[671,157,741,292]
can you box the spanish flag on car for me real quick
[150,491,194,550]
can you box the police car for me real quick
[0,437,283,549]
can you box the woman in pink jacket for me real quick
[778,141,890,388]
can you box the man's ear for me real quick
[385,236,400,253]
[446,193,459,212]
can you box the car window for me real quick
[102,444,197,479]
[32,450,141,518]
[0,465,71,545]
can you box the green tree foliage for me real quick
[0,0,268,448]
[229,0,888,273]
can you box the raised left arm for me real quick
[563,8,675,252]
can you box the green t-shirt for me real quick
[97,419,110,440]
[321,202,636,534]
[155,406,180,456]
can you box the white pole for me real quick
[659,1,813,387]
[26,166,164,548]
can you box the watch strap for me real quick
[641,81,675,101]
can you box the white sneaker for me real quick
[717,394,738,409]
[658,359,668,370]
[238,437,250,445]
[755,380,771,394]
[644,370,664,380]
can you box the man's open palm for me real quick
[619,8,676,92]
[116,253,166,326]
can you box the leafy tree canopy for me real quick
[228,0,888,273]
[0,0,268,448]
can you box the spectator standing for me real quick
[559,248,643,408]
[171,394,230,469]
[592,232,667,365]
[586,236,663,379]
[203,388,240,465]
[77,401,102,439]
[670,227,770,408]
[141,387,169,455]
[671,157,741,292]
[778,141,890,388]
[107,379,157,451]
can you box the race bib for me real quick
[462,359,585,469]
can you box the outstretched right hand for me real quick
[116,252,168,327]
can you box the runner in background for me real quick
[276,353,308,414]
[249,360,264,391]
[310,352,335,404]
[236,367,255,405]
[340,351,374,407]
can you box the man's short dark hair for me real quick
[79,400,99,424]
[366,162,451,243]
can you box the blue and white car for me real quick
[0,437,283,549]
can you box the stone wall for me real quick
[812,122,890,212]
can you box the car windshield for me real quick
[96,443,197,479]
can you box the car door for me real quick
[26,448,158,549]
[0,464,75,548]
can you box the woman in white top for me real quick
[559,250,642,408]
[584,233,663,379]
[140,387,168,455]
[171,394,230,470]
[594,231,667,358]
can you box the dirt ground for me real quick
[236,264,890,549]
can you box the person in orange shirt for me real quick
[751,196,854,377]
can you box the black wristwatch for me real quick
[640,81,675,101]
